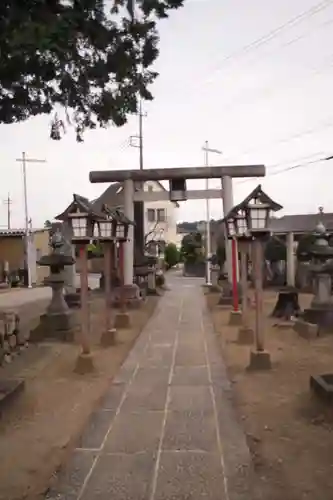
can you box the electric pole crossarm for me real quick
[15,152,46,288]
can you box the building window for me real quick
[147,209,155,222]
[157,209,166,222]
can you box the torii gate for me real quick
[89,164,266,286]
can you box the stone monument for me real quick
[30,231,76,342]
[294,222,333,337]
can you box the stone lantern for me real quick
[301,222,333,332]
[30,231,75,342]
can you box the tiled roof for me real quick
[268,213,333,233]
[0,229,25,236]
[0,228,47,236]
[92,182,124,211]
[92,180,179,211]
[212,212,333,243]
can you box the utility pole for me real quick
[16,152,46,288]
[202,141,222,285]
[3,193,12,229]
[129,100,147,257]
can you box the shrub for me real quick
[164,243,180,269]
[156,273,165,287]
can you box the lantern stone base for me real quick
[229,310,243,326]
[271,287,300,320]
[310,373,333,404]
[303,304,333,333]
[293,319,318,339]
[112,284,142,309]
[204,283,221,294]
[247,350,272,371]
[64,292,81,308]
[74,352,95,374]
[114,312,131,329]
[30,311,76,343]
[0,379,25,413]
[218,281,242,306]
[237,327,254,345]
[100,328,117,347]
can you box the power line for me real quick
[217,51,333,117]
[224,118,333,162]
[202,0,333,85]
[237,153,333,184]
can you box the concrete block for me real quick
[237,327,254,345]
[114,312,131,329]
[247,350,272,371]
[101,328,117,347]
[74,352,95,374]
[229,310,242,326]
[293,319,318,340]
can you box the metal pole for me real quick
[204,141,211,285]
[79,245,90,354]
[104,242,112,333]
[253,238,264,351]
[21,152,32,289]
[16,152,46,289]
[3,193,12,230]
[7,193,11,230]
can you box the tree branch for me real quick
[144,220,160,246]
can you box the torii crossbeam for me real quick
[89,164,266,289]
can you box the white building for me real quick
[92,180,179,251]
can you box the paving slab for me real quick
[47,274,254,500]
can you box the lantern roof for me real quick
[55,193,105,221]
[222,184,283,223]
[102,205,135,226]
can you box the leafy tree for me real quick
[264,236,286,262]
[296,233,316,262]
[180,232,203,263]
[44,219,52,228]
[0,0,184,141]
[164,242,179,269]
[216,244,226,267]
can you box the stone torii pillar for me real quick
[286,231,295,287]
[123,179,134,286]
[221,175,239,283]
[89,165,266,288]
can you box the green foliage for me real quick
[164,242,179,269]
[0,0,184,141]
[264,236,286,262]
[44,219,52,228]
[156,272,165,287]
[88,242,103,257]
[296,233,316,262]
[180,232,203,263]
[216,245,226,267]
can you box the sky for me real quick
[1,0,333,228]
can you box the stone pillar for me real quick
[286,232,295,287]
[221,175,239,282]
[147,266,157,295]
[123,179,134,286]
[211,265,219,288]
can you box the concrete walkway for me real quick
[47,275,252,500]
[0,274,99,309]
